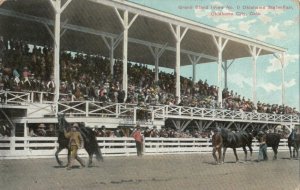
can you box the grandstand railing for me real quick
[0,136,289,159]
[1,91,299,124]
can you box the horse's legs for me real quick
[248,144,253,161]
[55,147,64,166]
[212,147,218,163]
[272,146,277,160]
[217,147,222,164]
[222,147,227,163]
[288,145,293,159]
[88,153,93,167]
[233,148,239,163]
[242,146,247,161]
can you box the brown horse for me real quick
[212,130,223,164]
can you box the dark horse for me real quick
[220,128,253,163]
[252,129,281,160]
[55,114,103,167]
[288,129,300,159]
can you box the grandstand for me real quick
[0,0,299,158]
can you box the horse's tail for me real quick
[94,140,104,162]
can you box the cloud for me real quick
[229,72,296,94]
[229,73,252,88]
[254,6,285,24]
[239,19,256,33]
[258,83,281,92]
[258,79,296,92]
[216,23,236,31]
[256,24,286,41]
[258,14,272,24]
[266,54,299,73]
[284,20,294,26]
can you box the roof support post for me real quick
[248,45,261,108]
[148,43,167,81]
[49,0,72,104]
[274,52,286,106]
[102,35,122,76]
[222,59,234,89]
[169,24,188,101]
[114,8,138,100]
[280,52,285,106]
[188,54,202,84]
[212,35,228,108]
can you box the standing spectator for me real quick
[64,123,85,170]
[131,124,143,157]
[257,131,268,162]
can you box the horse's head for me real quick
[251,128,260,137]
[57,113,68,131]
[220,128,229,138]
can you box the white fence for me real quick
[0,137,289,159]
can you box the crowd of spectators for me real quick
[92,125,211,139]
[0,37,299,115]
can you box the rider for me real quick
[64,123,85,170]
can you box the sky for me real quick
[128,0,299,110]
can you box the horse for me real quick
[211,130,223,164]
[288,129,300,159]
[55,114,103,167]
[220,128,253,163]
[252,129,281,160]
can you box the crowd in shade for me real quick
[0,38,299,115]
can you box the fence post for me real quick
[86,101,89,117]
[143,137,146,155]
[10,136,15,156]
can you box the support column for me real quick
[212,35,228,108]
[102,35,122,76]
[280,52,286,106]
[188,54,202,84]
[169,24,188,101]
[248,45,261,108]
[49,0,72,103]
[114,9,138,100]
[148,43,167,82]
[222,59,234,89]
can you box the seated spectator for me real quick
[36,123,47,136]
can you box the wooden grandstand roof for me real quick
[0,0,286,69]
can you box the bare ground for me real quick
[0,152,299,190]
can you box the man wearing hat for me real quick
[64,123,85,169]
[131,124,143,157]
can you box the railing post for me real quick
[30,92,34,103]
[133,107,137,124]
[86,101,89,117]
[151,107,154,122]
[28,92,31,103]
[40,92,43,104]
[143,137,146,155]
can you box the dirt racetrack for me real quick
[1,152,299,190]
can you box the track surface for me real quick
[1,152,299,190]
